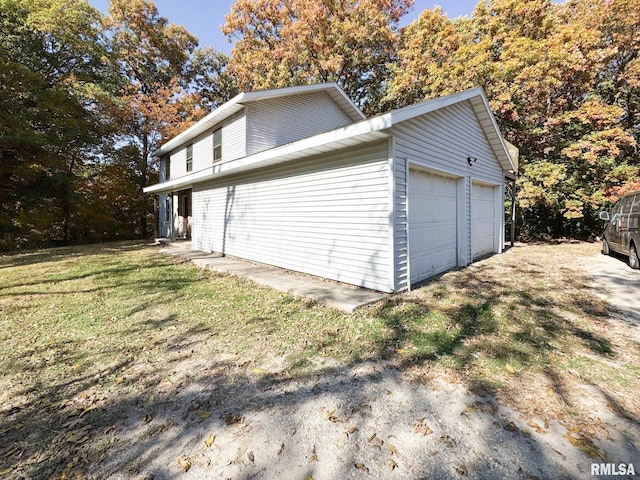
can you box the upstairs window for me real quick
[213,129,222,163]
[186,144,193,172]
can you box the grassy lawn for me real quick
[1,241,638,478]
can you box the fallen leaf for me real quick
[527,421,545,434]
[0,468,12,475]
[115,377,124,384]
[142,414,153,424]
[252,368,265,375]
[386,443,400,456]
[354,463,370,474]
[563,433,607,460]
[205,433,215,448]
[177,458,191,472]
[455,465,468,476]
[505,363,516,374]
[197,411,211,419]
[223,413,243,425]
[389,459,398,470]
[460,405,476,417]
[247,451,254,462]
[439,435,455,448]
[411,419,433,436]
[504,422,519,433]
[367,433,383,448]
[277,443,285,455]
[79,405,98,417]
[306,476,314,480]
[309,446,318,462]
[284,370,292,379]
[70,363,81,370]
[345,426,358,436]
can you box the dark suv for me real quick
[599,191,640,269]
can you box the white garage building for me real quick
[145,83,517,293]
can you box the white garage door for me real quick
[472,183,496,259]
[409,168,458,283]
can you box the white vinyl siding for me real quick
[221,112,246,162]
[192,141,392,292]
[167,113,246,179]
[246,91,353,155]
[392,99,505,287]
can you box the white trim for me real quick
[387,137,396,292]
[457,177,467,268]
[407,160,465,286]
[405,158,412,291]
[408,158,467,180]
[153,83,365,157]
[147,87,514,195]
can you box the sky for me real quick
[87,0,483,55]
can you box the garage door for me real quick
[409,168,458,283]
[471,183,496,260]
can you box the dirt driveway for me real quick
[583,248,640,326]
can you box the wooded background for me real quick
[1,0,638,249]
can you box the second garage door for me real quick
[471,182,496,260]
[409,168,458,284]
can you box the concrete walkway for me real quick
[159,241,387,313]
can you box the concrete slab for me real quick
[159,241,387,313]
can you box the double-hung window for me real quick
[186,144,193,172]
[213,129,222,163]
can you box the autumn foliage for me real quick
[1,0,638,248]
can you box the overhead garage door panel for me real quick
[472,183,495,259]
[409,169,457,283]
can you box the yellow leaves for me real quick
[505,363,517,374]
[354,462,370,474]
[204,433,215,448]
[0,468,12,476]
[564,432,608,460]
[177,458,191,472]
[251,368,265,375]
[196,411,211,419]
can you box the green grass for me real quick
[0,240,638,478]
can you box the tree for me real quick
[0,0,108,248]
[385,0,639,238]
[103,0,238,238]
[223,0,413,114]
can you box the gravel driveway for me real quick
[583,249,640,326]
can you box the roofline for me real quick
[152,83,365,157]
[145,87,515,194]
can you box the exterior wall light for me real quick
[467,156,477,166]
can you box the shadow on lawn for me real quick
[0,244,637,479]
